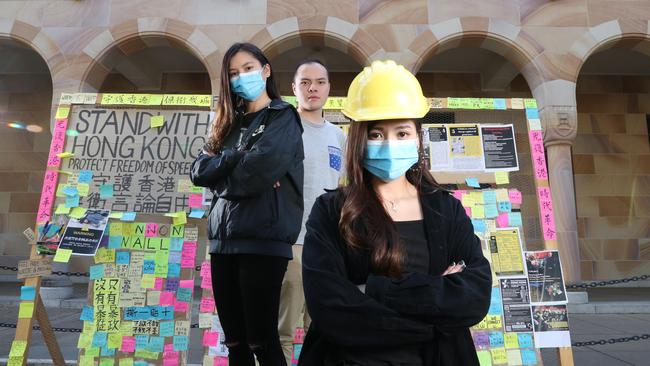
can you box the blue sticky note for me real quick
[471,219,486,233]
[518,333,534,348]
[168,251,181,264]
[159,321,175,337]
[173,335,189,351]
[488,288,503,315]
[80,305,94,321]
[108,236,122,249]
[484,203,499,218]
[169,237,184,251]
[92,332,108,348]
[135,335,149,349]
[101,347,115,357]
[142,260,155,274]
[526,108,539,119]
[100,184,114,199]
[78,170,93,183]
[189,209,205,218]
[147,336,165,353]
[168,263,181,278]
[493,98,506,110]
[498,201,512,212]
[466,177,480,188]
[176,287,192,302]
[20,286,36,301]
[521,349,537,365]
[489,331,504,348]
[135,362,149,366]
[65,195,80,208]
[89,264,105,280]
[508,212,523,227]
[63,186,78,197]
[483,190,497,204]
[121,212,136,221]
[161,306,175,320]
[116,251,130,265]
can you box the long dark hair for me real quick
[206,42,280,152]
[339,120,441,277]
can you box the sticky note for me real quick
[508,212,523,227]
[100,184,114,199]
[504,332,519,348]
[53,248,73,262]
[484,204,498,218]
[120,359,134,366]
[55,204,71,215]
[122,212,137,221]
[89,264,105,279]
[173,335,188,351]
[472,205,485,219]
[494,171,509,185]
[108,236,122,249]
[63,186,78,197]
[116,251,130,265]
[507,349,523,365]
[147,336,165,353]
[168,263,181,278]
[518,333,534,348]
[160,321,175,337]
[188,193,203,208]
[56,152,74,158]
[496,213,509,228]
[203,330,219,347]
[176,288,192,302]
[109,212,123,219]
[108,333,122,349]
[489,331,504,348]
[150,115,165,128]
[169,237,184,251]
[173,211,187,226]
[69,207,87,219]
[121,336,136,353]
[466,177,480,188]
[200,297,215,313]
[521,349,537,365]
[18,301,34,318]
[525,108,539,119]
[471,219,486,233]
[20,286,36,301]
[78,170,93,183]
[189,209,205,218]
[493,99,506,110]
[491,347,507,364]
[9,340,27,357]
[55,106,70,119]
[80,305,94,321]
[498,201,512,212]
[477,350,492,366]
[65,195,80,208]
[508,189,522,205]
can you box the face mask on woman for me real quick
[363,139,419,181]
[230,69,266,101]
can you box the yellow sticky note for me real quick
[494,172,509,185]
[107,333,123,349]
[85,347,100,357]
[95,247,116,264]
[55,204,71,215]
[69,207,87,219]
[472,205,485,219]
[477,350,492,366]
[109,212,123,219]
[77,183,90,197]
[77,332,93,348]
[173,211,187,225]
[56,152,74,158]
[495,188,509,202]
[150,115,165,128]
[504,332,519,349]
[18,301,34,318]
[9,340,27,357]
[141,273,155,289]
[7,356,23,366]
[491,347,507,364]
[53,248,73,263]
[79,355,95,366]
[55,106,70,119]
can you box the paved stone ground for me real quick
[0,284,649,365]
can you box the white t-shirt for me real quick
[297,117,346,244]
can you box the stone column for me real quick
[540,105,581,283]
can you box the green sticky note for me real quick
[9,340,27,357]
[70,207,88,219]
[524,98,537,108]
[477,350,492,366]
[53,248,73,263]
[77,183,90,197]
[109,212,123,219]
[55,203,71,215]
[18,301,34,318]
[150,115,165,128]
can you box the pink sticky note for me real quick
[179,279,194,288]
[201,273,212,289]
[508,189,522,205]
[37,170,59,223]
[145,223,159,237]
[496,213,509,228]
[189,193,203,208]
[164,344,175,353]
[215,357,229,366]
[201,261,211,277]
[294,327,305,344]
[160,291,175,306]
[120,336,136,353]
[203,330,219,347]
[46,119,68,167]
[200,297,215,313]
[453,190,466,201]
[181,242,197,268]
[174,301,189,312]
[464,207,472,217]
[154,277,164,290]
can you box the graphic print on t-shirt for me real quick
[328,146,342,171]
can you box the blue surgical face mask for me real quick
[363,139,419,182]
[230,69,266,101]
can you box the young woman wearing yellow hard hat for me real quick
[299,60,492,366]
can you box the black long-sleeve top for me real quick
[299,187,492,366]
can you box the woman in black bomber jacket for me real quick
[299,61,491,366]
[190,42,303,366]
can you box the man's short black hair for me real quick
[293,59,329,80]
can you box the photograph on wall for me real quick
[525,251,567,304]
[481,124,519,172]
[448,124,485,171]
[532,305,571,348]
[57,209,110,255]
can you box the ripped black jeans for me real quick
[211,253,289,366]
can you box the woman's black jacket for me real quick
[299,188,492,365]
[190,100,304,258]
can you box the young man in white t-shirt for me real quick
[278,60,346,364]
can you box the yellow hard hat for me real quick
[342,60,429,122]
